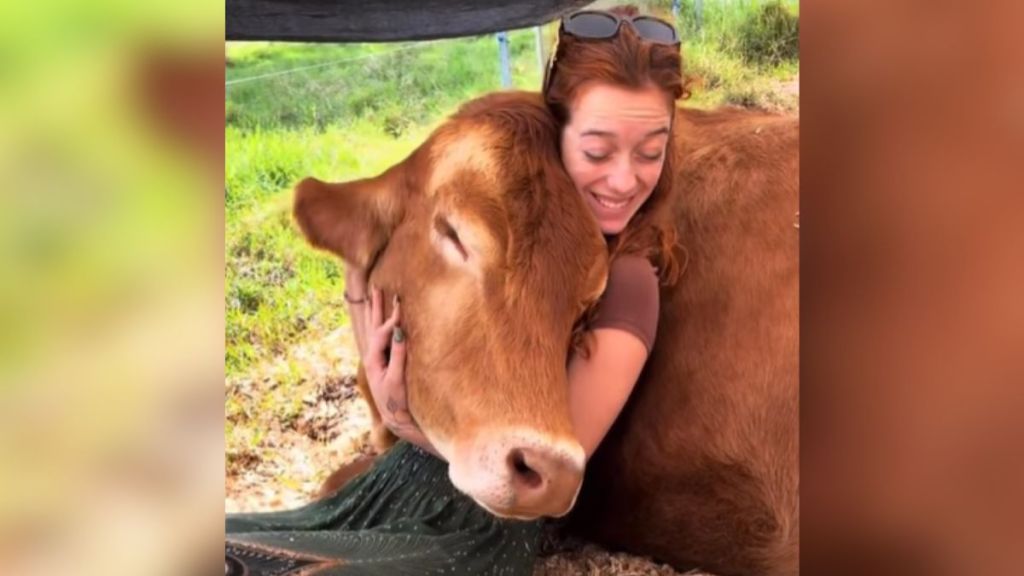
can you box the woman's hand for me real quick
[360,286,439,456]
[344,266,371,357]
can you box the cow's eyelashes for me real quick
[435,216,469,261]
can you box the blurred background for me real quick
[0,1,224,574]
[2,0,1022,573]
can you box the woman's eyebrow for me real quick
[580,126,670,139]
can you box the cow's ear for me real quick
[293,165,406,268]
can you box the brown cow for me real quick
[296,92,799,576]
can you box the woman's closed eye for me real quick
[583,150,611,162]
[637,149,664,162]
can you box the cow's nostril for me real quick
[508,449,543,490]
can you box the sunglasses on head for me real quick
[543,10,680,92]
[563,10,679,44]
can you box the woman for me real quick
[226,7,687,575]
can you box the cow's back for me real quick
[567,107,799,576]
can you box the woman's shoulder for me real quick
[592,253,661,352]
[608,253,659,284]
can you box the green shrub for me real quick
[736,1,799,67]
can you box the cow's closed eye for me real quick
[434,215,469,261]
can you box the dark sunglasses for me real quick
[543,10,680,92]
[563,10,679,44]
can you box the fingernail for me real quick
[393,326,405,343]
[393,294,400,306]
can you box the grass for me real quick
[224,10,798,463]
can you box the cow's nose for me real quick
[448,431,585,519]
[495,430,585,516]
[504,443,583,517]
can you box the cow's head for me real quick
[293,92,608,519]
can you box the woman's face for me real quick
[561,82,671,235]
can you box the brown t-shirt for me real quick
[589,254,660,353]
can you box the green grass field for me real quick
[225,1,799,465]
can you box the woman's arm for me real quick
[567,254,660,460]
[566,328,650,460]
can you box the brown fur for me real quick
[298,93,799,576]
[316,452,377,500]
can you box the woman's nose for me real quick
[606,160,638,194]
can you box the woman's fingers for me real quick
[364,293,403,374]
[377,297,401,333]
[361,289,373,351]
[364,329,389,373]
[383,324,408,421]
[358,287,381,360]
[370,286,384,327]
[369,293,401,340]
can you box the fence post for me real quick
[534,26,545,82]
[672,0,680,21]
[497,31,511,88]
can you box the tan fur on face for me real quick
[426,123,500,198]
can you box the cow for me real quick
[294,91,799,576]
[294,92,610,520]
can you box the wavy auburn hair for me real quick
[544,5,691,286]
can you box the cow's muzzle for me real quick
[446,429,585,519]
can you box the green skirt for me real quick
[225,442,545,575]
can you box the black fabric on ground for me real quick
[226,441,545,575]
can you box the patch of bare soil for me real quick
[765,73,800,114]
[714,73,798,116]
[780,74,799,100]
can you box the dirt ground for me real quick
[781,74,800,99]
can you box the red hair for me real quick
[544,5,692,286]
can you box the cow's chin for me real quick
[439,429,586,520]
[472,495,577,521]
[471,486,581,520]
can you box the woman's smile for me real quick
[588,189,636,212]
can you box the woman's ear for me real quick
[293,164,407,268]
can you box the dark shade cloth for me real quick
[226,0,594,42]
[226,441,544,575]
